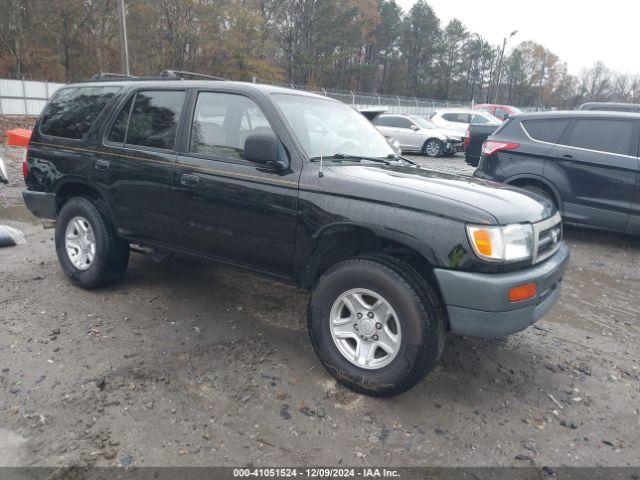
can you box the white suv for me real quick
[430,109,501,135]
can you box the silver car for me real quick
[373,114,464,157]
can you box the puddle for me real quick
[0,428,26,466]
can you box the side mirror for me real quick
[410,124,419,131]
[244,134,288,170]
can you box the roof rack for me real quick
[160,70,228,81]
[90,72,138,81]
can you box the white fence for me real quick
[0,79,65,116]
[0,77,474,117]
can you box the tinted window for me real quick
[494,108,509,119]
[190,92,274,161]
[442,113,470,123]
[107,95,134,144]
[40,86,119,139]
[374,116,394,127]
[395,117,413,129]
[522,119,570,143]
[126,91,185,150]
[471,114,490,124]
[563,119,634,155]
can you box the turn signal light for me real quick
[509,283,537,303]
[472,229,493,256]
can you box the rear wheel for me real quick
[55,197,129,289]
[423,139,442,157]
[308,255,445,397]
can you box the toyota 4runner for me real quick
[22,75,569,396]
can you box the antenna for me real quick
[318,127,325,178]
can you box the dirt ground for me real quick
[1,148,639,469]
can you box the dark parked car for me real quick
[578,102,640,113]
[474,111,640,234]
[23,75,569,396]
[464,123,500,166]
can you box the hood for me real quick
[328,163,555,225]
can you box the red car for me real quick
[473,104,522,121]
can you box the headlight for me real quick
[466,223,534,262]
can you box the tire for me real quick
[308,255,446,397]
[55,196,129,289]
[422,139,442,157]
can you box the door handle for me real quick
[181,174,200,187]
[560,154,574,163]
[94,159,110,171]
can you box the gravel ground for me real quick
[1,151,639,468]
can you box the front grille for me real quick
[532,213,562,263]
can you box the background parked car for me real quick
[464,123,500,166]
[373,113,463,157]
[474,111,640,234]
[430,109,502,136]
[578,102,640,112]
[473,103,523,121]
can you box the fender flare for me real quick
[504,174,563,212]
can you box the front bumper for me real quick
[434,243,570,338]
[444,141,464,154]
[23,190,57,220]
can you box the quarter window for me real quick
[563,119,634,155]
[40,86,120,139]
[107,95,134,144]
[522,119,570,143]
[190,92,274,161]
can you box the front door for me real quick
[172,90,299,277]
[546,117,639,231]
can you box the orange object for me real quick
[509,283,537,303]
[6,128,32,147]
[472,229,492,256]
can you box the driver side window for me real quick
[395,117,413,129]
[190,92,274,162]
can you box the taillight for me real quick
[22,147,29,179]
[463,127,470,150]
[482,140,520,157]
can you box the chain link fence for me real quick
[304,88,473,116]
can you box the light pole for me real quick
[493,30,518,104]
[117,0,130,76]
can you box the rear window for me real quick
[108,90,186,150]
[563,119,635,155]
[40,86,120,139]
[522,119,570,143]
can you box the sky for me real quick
[395,0,640,75]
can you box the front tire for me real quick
[55,197,129,289]
[308,255,445,397]
[423,139,443,157]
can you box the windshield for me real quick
[272,94,396,159]
[476,111,502,125]
[410,116,436,129]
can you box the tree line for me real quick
[1,0,638,108]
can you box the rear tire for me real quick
[308,255,445,397]
[55,197,129,289]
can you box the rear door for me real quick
[96,89,186,245]
[546,117,639,231]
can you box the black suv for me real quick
[475,111,640,234]
[23,77,569,396]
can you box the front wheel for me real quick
[308,255,445,397]
[423,139,442,157]
[55,197,129,289]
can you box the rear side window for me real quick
[442,113,470,123]
[563,119,634,155]
[112,90,185,150]
[522,119,570,143]
[374,116,394,127]
[40,86,120,139]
